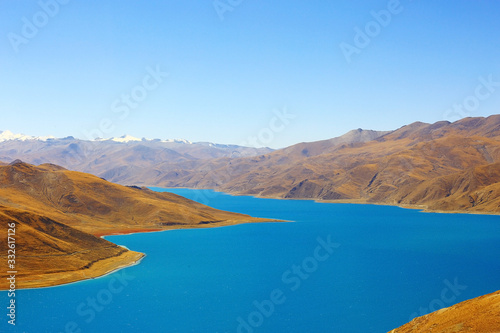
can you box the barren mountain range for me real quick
[2,115,500,213]
[179,115,500,214]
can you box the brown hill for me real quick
[0,160,270,235]
[144,115,500,214]
[389,290,500,332]
[276,128,390,159]
[0,161,272,289]
[0,207,143,289]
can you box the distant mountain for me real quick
[0,161,271,289]
[104,134,192,144]
[0,130,193,144]
[0,130,251,147]
[108,134,145,143]
[0,130,55,142]
[276,128,390,158]
[0,133,273,183]
[2,115,500,213]
[0,128,386,186]
[130,115,500,214]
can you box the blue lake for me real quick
[3,188,500,332]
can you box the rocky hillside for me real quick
[149,115,500,213]
[0,207,143,289]
[389,290,500,332]
[0,161,271,289]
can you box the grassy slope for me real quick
[389,290,500,332]
[0,161,272,289]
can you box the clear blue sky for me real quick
[1,0,499,148]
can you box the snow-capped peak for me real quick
[161,138,192,144]
[107,135,192,144]
[111,135,142,143]
[0,130,193,144]
[0,130,55,142]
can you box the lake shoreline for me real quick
[146,186,500,216]
[9,188,497,292]
[8,188,500,332]
[6,250,145,290]
[6,218,282,291]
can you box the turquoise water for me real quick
[2,188,500,332]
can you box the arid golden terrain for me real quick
[0,161,273,289]
[389,290,500,332]
[151,115,500,214]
